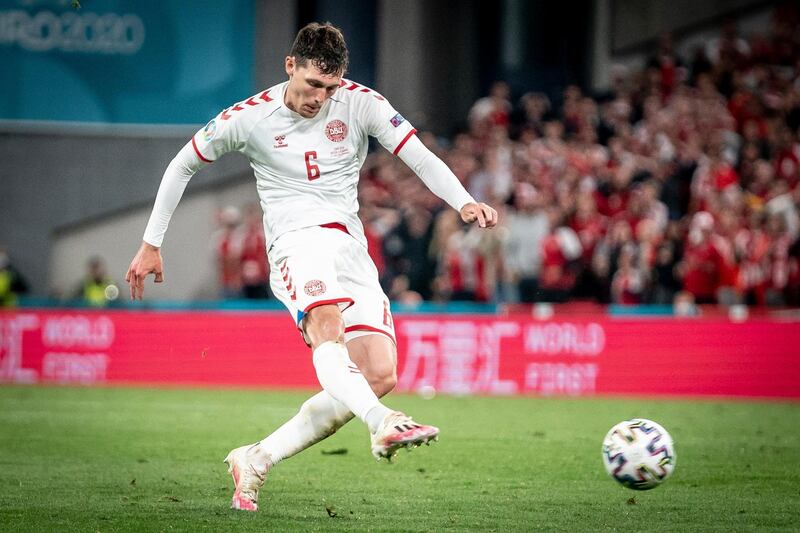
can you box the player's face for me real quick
[284,56,341,118]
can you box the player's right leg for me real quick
[302,304,396,434]
[224,334,405,512]
[224,227,437,511]
[345,332,439,460]
[224,227,378,511]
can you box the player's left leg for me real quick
[224,335,396,512]
[233,333,395,474]
[225,227,436,511]
[224,389,352,510]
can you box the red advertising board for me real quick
[1,310,798,399]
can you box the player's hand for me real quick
[460,202,498,228]
[125,241,164,300]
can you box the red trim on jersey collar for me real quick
[345,324,397,345]
[392,128,417,156]
[191,137,214,163]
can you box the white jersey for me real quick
[142,79,474,250]
[190,80,416,249]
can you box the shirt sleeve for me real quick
[142,141,206,247]
[191,107,251,162]
[396,134,475,212]
[358,93,417,155]
[142,108,252,247]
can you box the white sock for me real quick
[312,340,389,431]
[365,404,392,433]
[249,391,354,466]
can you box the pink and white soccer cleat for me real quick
[370,411,439,461]
[223,444,270,512]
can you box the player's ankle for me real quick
[246,442,276,467]
[365,404,392,433]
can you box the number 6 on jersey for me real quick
[305,151,320,181]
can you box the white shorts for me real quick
[268,225,395,344]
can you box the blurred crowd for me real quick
[6,12,797,310]
[5,9,798,310]
[213,204,271,300]
[204,10,800,308]
[354,8,800,307]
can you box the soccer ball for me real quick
[602,418,676,490]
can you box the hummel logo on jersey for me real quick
[390,113,405,127]
[273,135,288,149]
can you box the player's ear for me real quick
[285,56,295,78]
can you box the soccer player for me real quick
[126,22,497,512]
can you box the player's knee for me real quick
[369,365,397,397]
[305,305,345,346]
[377,372,397,397]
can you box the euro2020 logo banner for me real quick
[0,0,254,124]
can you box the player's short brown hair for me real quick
[290,22,349,76]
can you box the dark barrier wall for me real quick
[2,309,798,399]
[611,0,766,52]
[0,127,252,297]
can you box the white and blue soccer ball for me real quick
[602,418,676,490]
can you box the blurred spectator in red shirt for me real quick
[773,126,800,187]
[678,211,735,303]
[647,32,686,99]
[239,204,270,299]
[596,162,633,218]
[611,243,648,304]
[468,81,512,140]
[538,207,582,302]
[213,206,242,299]
[436,212,504,303]
[569,190,608,299]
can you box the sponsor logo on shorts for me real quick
[203,120,217,141]
[304,279,327,296]
[390,113,405,127]
[325,120,348,142]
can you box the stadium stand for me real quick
[355,6,800,307]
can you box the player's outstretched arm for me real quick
[125,241,164,300]
[460,202,498,228]
[129,135,216,299]
[395,134,499,228]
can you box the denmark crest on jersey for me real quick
[304,279,327,296]
[325,120,348,142]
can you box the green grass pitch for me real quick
[1,385,798,532]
